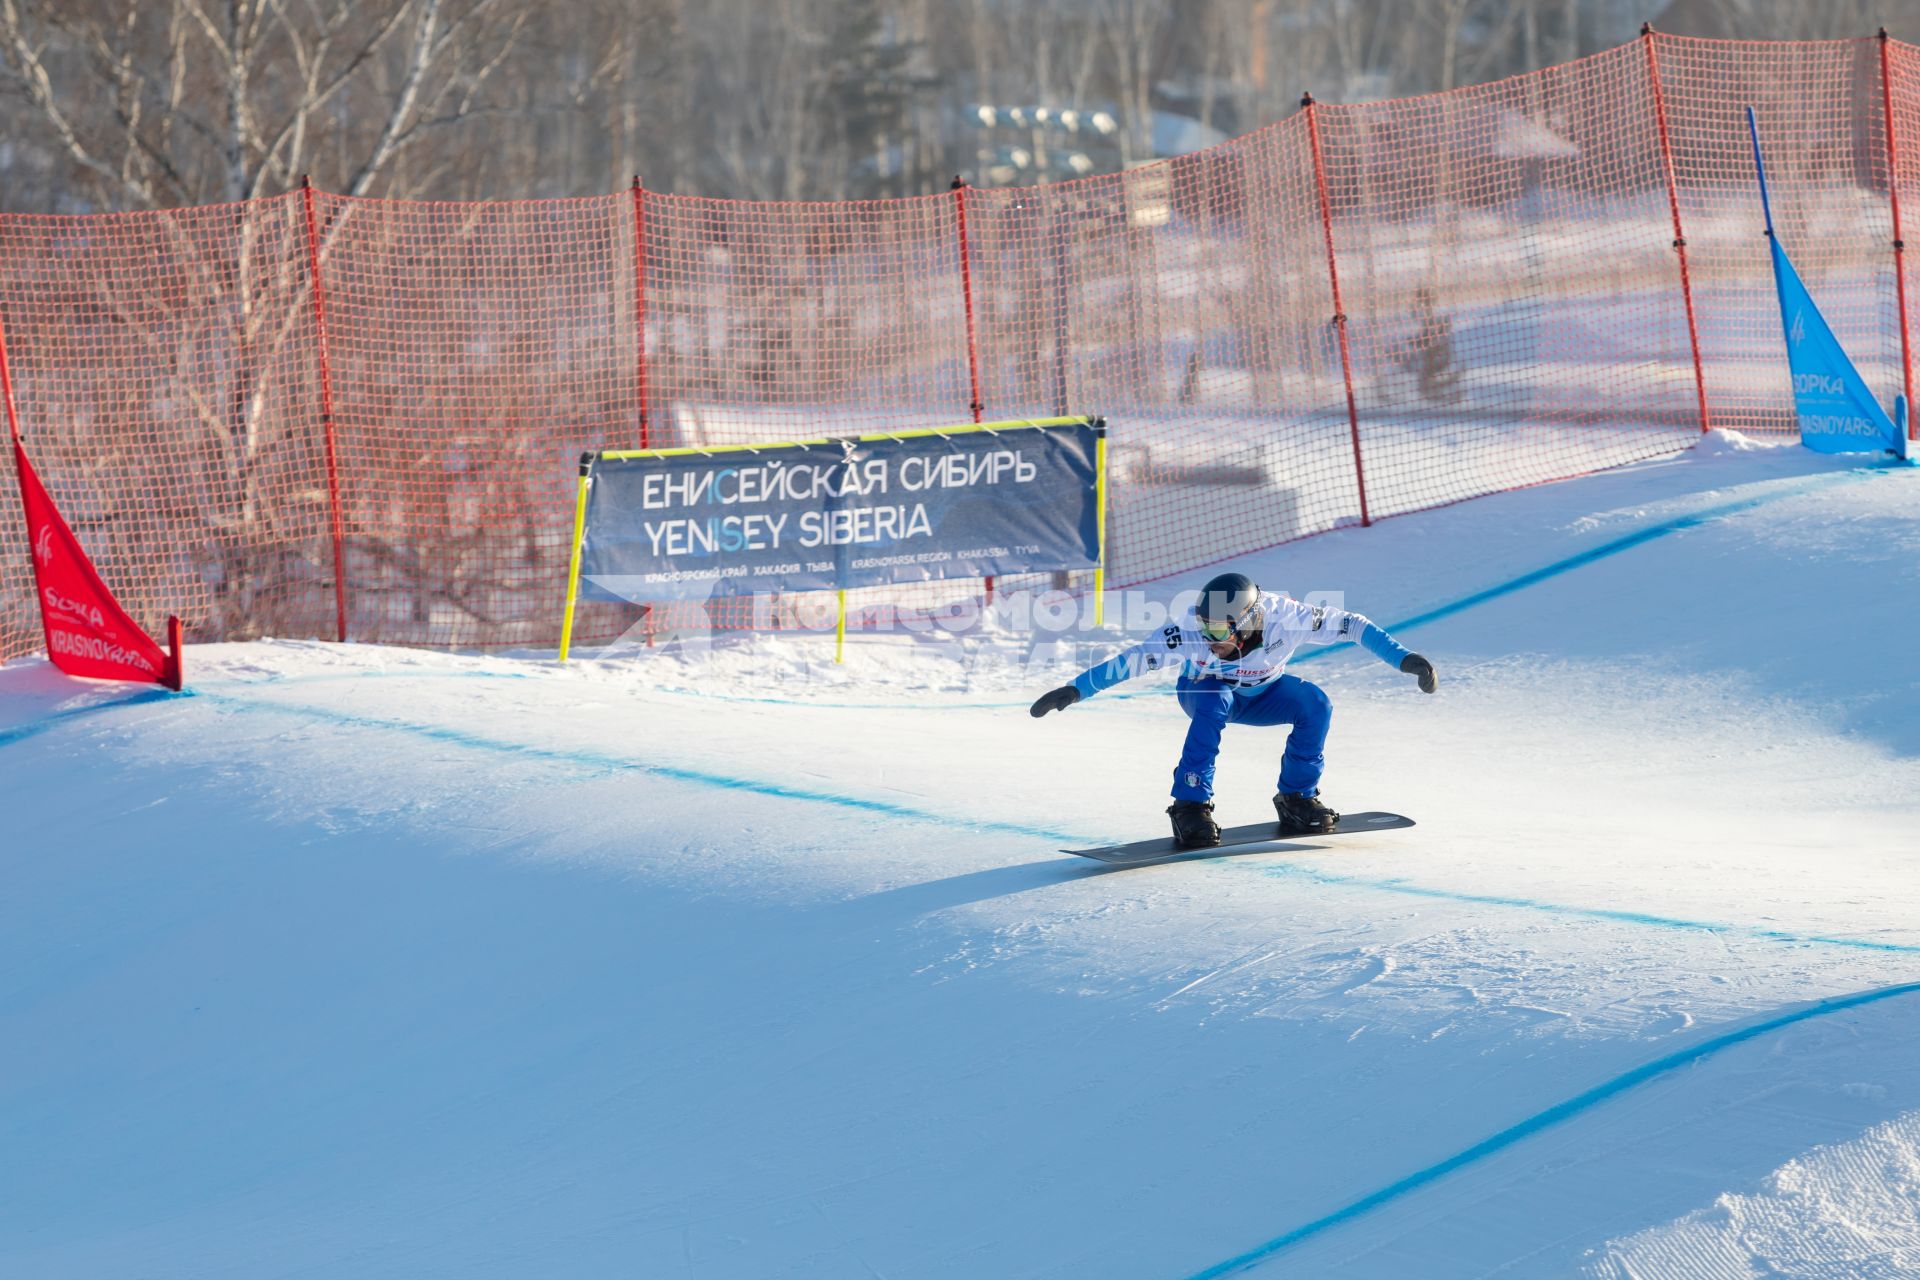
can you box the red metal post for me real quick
[1881,30,1918,438]
[632,178,660,645]
[0,304,21,448]
[631,176,652,449]
[1642,26,1712,436]
[299,176,349,643]
[165,613,184,691]
[951,176,985,424]
[0,302,30,600]
[1302,93,1370,527]
[952,175,994,600]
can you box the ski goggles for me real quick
[1197,602,1260,641]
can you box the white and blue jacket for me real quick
[1071,591,1412,700]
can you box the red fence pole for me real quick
[630,177,659,646]
[952,175,994,600]
[952,176,985,424]
[0,299,32,628]
[631,176,653,450]
[0,303,25,607]
[1302,93,1370,527]
[1881,30,1918,437]
[299,176,349,643]
[1642,26,1712,436]
[0,306,21,449]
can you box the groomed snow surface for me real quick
[5,431,1920,1279]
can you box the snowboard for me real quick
[1063,811,1415,866]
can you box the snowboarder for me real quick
[1029,571,1436,849]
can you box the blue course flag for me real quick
[1749,105,1903,456]
[1766,235,1902,455]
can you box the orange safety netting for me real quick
[2,31,1914,664]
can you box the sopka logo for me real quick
[1789,309,1807,348]
[33,522,54,567]
[42,585,107,632]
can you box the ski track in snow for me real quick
[77,678,1915,965]
[3,435,1919,1278]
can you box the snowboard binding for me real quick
[1166,800,1221,849]
[1274,791,1338,836]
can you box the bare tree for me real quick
[677,0,925,202]
[0,0,526,209]
[1090,0,1171,166]
[0,0,537,641]
[1656,0,1920,43]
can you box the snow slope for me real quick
[4,434,1919,1279]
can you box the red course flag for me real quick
[13,439,182,690]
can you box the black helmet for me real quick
[1195,571,1261,642]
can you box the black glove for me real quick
[1400,653,1437,694]
[1030,685,1081,717]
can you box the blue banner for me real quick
[1766,236,1902,455]
[576,419,1104,602]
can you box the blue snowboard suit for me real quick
[1069,591,1412,803]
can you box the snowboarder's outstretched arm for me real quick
[1028,631,1191,717]
[1280,599,1436,693]
[1028,596,1437,717]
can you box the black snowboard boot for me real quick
[1274,791,1338,836]
[1166,800,1221,849]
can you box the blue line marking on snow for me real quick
[1249,862,1920,955]
[154,696,1920,958]
[608,682,1037,712]
[15,683,1915,959]
[1287,464,1886,669]
[0,686,185,751]
[1179,979,1920,1280]
[190,690,1086,846]
[199,669,989,713]
[198,669,542,689]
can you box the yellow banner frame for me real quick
[558,415,1108,663]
